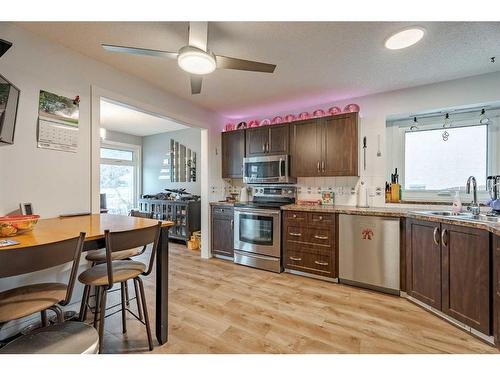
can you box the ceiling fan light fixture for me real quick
[385,27,425,50]
[177,46,216,75]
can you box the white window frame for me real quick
[100,140,142,210]
[386,111,500,203]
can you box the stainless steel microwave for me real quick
[243,155,296,184]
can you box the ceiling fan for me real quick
[101,22,277,95]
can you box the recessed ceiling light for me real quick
[385,27,425,50]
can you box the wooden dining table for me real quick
[0,214,174,345]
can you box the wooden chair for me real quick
[0,233,85,327]
[78,222,161,352]
[79,210,154,321]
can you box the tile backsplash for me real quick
[222,176,387,207]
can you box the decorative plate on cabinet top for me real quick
[343,103,360,113]
[271,116,283,125]
[248,120,260,128]
[259,118,271,126]
[284,114,296,123]
[224,123,235,131]
[236,121,247,129]
[297,112,310,120]
[328,106,342,115]
[312,109,325,118]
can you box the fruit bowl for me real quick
[0,215,40,237]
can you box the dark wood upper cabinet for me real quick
[494,235,500,348]
[406,218,442,310]
[222,130,245,178]
[289,119,322,177]
[322,113,358,176]
[289,113,358,177]
[246,124,289,156]
[441,224,490,335]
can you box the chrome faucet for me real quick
[466,176,480,215]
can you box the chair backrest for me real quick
[0,233,86,305]
[103,222,161,287]
[130,209,154,219]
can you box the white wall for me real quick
[104,129,143,147]
[224,71,500,207]
[143,127,201,196]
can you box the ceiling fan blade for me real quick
[188,22,208,51]
[102,44,178,59]
[215,55,276,73]
[190,75,203,95]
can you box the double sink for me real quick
[414,210,500,223]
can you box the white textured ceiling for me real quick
[18,22,500,119]
[100,98,188,136]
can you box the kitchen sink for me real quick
[413,210,500,224]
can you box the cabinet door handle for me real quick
[314,235,328,240]
[441,228,448,247]
[314,261,329,266]
[318,216,323,221]
[289,232,302,237]
[293,214,297,218]
[266,142,270,153]
[433,227,440,245]
[289,256,302,261]
[317,161,320,173]
[230,219,234,229]
[262,143,266,152]
[322,161,325,172]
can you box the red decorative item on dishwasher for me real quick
[343,103,360,113]
[297,112,310,120]
[312,109,325,118]
[271,116,283,125]
[328,106,342,115]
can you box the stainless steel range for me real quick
[233,185,296,273]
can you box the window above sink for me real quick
[386,106,500,203]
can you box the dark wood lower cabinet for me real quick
[406,219,442,310]
[407,218,491,336]
[441,223,490,335]
[283,211,336,278]
[211,205,234,258]
[494,235,500,348]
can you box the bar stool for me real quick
[79,210,154,321]
[78,222,161,352]
[0,233,85,327]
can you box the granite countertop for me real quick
[209,201,235,207]
[281,204,500,236]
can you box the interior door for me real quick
[322,113,358,176]
[246,127,269,156]
[289,119,322,177]
[406,219,442,310]
[441,223,490,334]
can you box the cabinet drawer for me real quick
[308,227,334,247]
[285,226,307,242]
[284,211,307,224]
[212,206,234,218]
[285,248,333,277]
[308,212,334,227]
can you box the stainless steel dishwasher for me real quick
[338,214,400,294]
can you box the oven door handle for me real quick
[235,208,280,216]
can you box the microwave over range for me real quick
[243,155,296,184]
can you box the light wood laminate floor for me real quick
[95,243,497,354]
